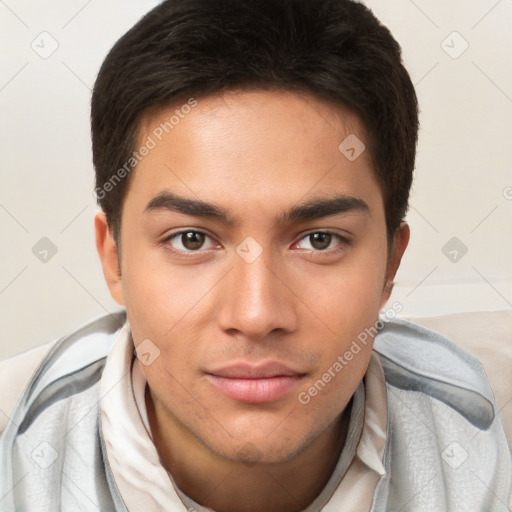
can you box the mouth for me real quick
[205,362,307,404]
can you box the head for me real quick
[94,0,417,465]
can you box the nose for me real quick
[217,246,298,341]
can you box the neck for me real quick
[146,388,353,512]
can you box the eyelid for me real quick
[298,228,351,241]
[162,228,213,241]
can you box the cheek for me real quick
[120,241,207,338]
[305,252,386,334]
[121,253,211,385]
[297,251,386,399]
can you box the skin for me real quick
[95,89,409,512]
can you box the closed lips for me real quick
[206,362,306,379]
[205,362,307,403]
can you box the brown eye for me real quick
[181,231,205,250]
[309,233,332,250]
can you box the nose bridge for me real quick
[217,242,296,339]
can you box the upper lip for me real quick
[206,361,305,379]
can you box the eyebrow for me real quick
[144,191,370,227]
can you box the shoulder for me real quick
[372,314,512,510]
[0,311,128,511]
[374,314,497,430]
[403,310,512,446]
[0,310,127,437]
[0,341,55,435]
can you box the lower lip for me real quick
[206,375,304,403]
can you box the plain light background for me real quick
[1,0,511,359]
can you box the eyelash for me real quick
[161,229,350,256]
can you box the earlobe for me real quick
[94,211,125,306]
[381,222,410,307]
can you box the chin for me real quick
[201,428,313,466]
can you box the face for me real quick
[96,89,408,464]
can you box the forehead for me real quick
[140,88,368,157]
[125,89,383,222]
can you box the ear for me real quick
[380,222,410,308]
[95,210,125,306]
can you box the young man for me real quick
[1,0,510,510]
